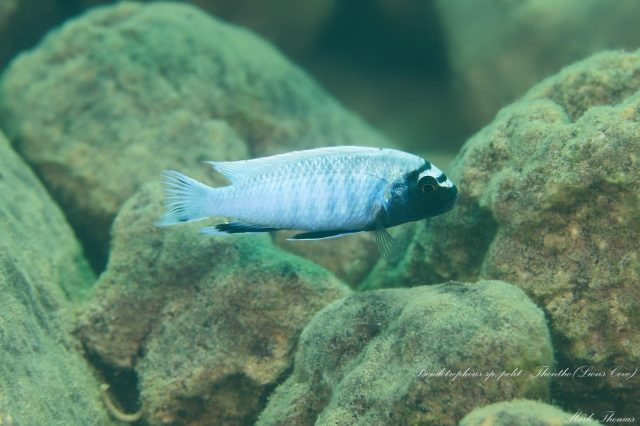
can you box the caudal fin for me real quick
[156,170,213,226]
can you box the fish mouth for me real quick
[429,185,458,216]
[440,196,458,212]
[428,198,457,217]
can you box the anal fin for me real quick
[288,230,359,241]
[200,221,280,235]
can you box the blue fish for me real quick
[157,146,458,257]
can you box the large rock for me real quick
[363,49,640,415]
[0,132,109,425]
[274,230,379,287]
[258,280,553,426]
[75,182,351,425]
[0,2,386,270]
[189,0,335,56]
[460,399,601,426]
[78,0,335,56]
[436,0,640,129]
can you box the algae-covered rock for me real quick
[460,399,601,426]
[0,132,109,425]
[0,2,386,270]
[258,280,553,426]
[274,231,379,287]
[364,49,640,414]
[190,0,335,56]
[78,0,334,56]
[76,182,351,425]
[275,221,419,287]
[436,0,640,129]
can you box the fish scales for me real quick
[215,153,397,230]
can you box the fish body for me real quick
[158,146,458,255]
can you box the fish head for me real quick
[391,161,458,223]
[382,161,458,227]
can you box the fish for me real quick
[156,146,458,258]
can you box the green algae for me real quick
[460,399,602,426]
[0,132,110,425]
[75,182,351,425]
[258,280,553,426]
[362,49,640,416]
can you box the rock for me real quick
[189,0,335,56]
[78,0,335,56]
[363,49,640,415]
[460,399,601,426]
[0,132,109,425]
[258,280,553,426]
[75,182,351,425]
[274,230,379,287]
[0,2,386,271]
[436,0,640,129]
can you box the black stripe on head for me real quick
[418,160,431,173]
[402,160,432,183]
[436,174,447,183]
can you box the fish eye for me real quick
[418,176,438,194]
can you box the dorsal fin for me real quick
[206,146,387,184]
[204,160,267,184]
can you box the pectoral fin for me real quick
[375,217,401,262]
[288,230,360,241]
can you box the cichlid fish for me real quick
[157,146,458,258]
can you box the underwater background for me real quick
[0,0,639,425]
